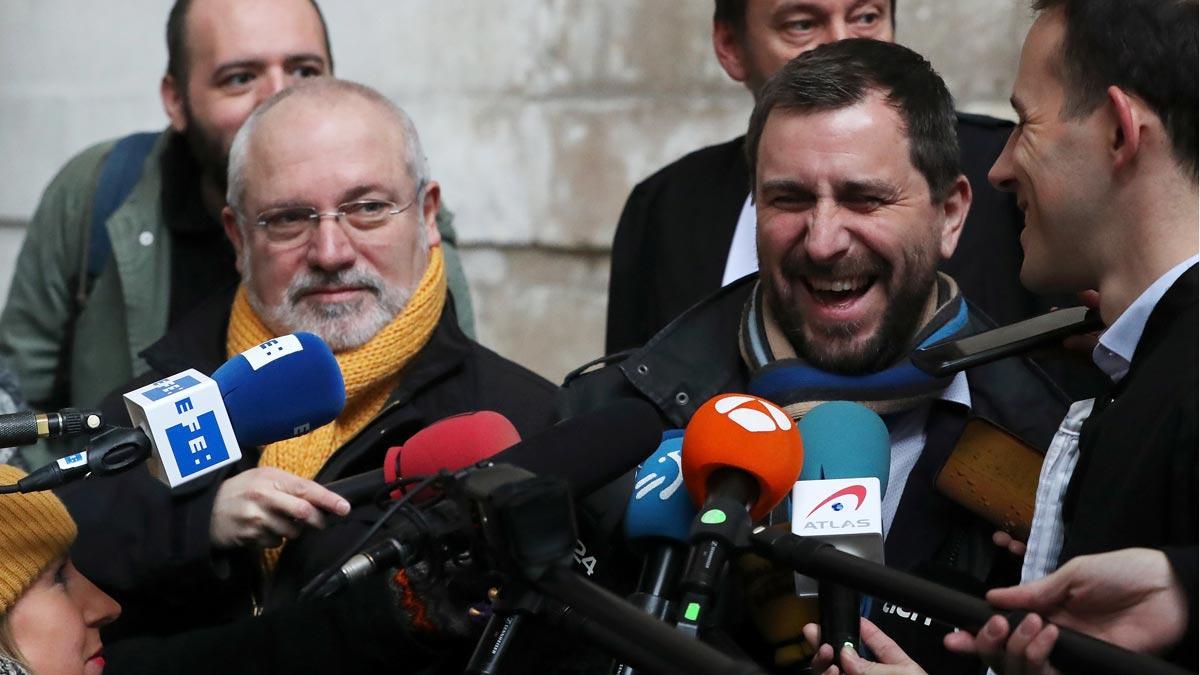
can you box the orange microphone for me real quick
[673,394,804,637]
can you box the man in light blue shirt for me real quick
[944,0,1198,672]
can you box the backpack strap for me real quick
[85,131,159,288]
[50,131,159,409]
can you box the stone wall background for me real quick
[0,0,1033,384]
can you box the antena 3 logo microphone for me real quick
[124,369,242,488]
[712,395,793,433]
[682,393,804,521]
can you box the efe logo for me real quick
[712,395,793,432]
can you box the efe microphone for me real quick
[124,331,344,488]
[5,332,344,493]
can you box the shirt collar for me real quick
[941,370,972,410]
[1094,255,1199,382]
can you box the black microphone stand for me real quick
[456,464,767,675]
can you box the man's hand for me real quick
[943,548,1189,672]
[803,617,929,675]
[210,467,351,549]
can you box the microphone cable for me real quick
[298,472,443,600]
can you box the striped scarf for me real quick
[226,247,447,572]
[739,272,969,420]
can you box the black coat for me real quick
[104,574,442,675]
[604,117,1107,400]
[60,286,558,644]
[564,275,1070,675]
[1060,265,1198,667]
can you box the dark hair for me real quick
[714,0,897,32]
[745,38,960,202]
[1032,0,1197,178]
[165,0,335,86]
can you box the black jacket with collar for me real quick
[604,116,1106,401]
[563,275,1070,674]
[1060,265,1198,667]
[60,284,558,646]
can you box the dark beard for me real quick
[182,100,229,196]
[766,246,938,375]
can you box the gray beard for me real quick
[246,266,415,352]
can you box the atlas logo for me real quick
[805,484,868,518]
[713,395,793,433]
[634,448,683,501]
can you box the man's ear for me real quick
[936,175,972,260]
[421,180,442,248]
[712,20,750,84]
[221,205,245,274]
[161,74,188,133]
[1105,85,1144,172]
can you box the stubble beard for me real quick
[766,245,939,375]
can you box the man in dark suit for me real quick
[827,1,1197,672]
[605,0,1102,397]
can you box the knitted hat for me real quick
[0,465,77,613]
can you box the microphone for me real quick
[0,408,104,448]
[674,394,804,637]
[793,401,890,667]
[327,399,663,505]
[612,431,696,675]
[752,528,1191,675]
[325,410,521,505]
[123,332,344,488]
[319,412,524,596]
[319,399,664,592]
[5,332,345,495]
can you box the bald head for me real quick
[226,78,428,220]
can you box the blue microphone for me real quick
[211,331,346,447]
[13,333,346,494]
[798,401,891,493]
[613,431,697,675]
[122,332,345,488]
[795,401,891,666]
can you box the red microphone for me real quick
[674,393,803,636]
[326,411,521,505]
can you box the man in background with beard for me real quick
[563,39,1068,673]
[0,0,474,467]
[59,78,557,651]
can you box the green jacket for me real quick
[0,129,474,419]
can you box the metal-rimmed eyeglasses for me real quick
[253,195,419,245]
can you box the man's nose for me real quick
[259,68,289,101]
[828,19,852,42]
[306,216,358,272]
[803,201,852,263]
[989,130,1019,192]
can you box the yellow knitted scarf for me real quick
[226,247,446,571]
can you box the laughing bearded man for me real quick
[562,39,1069,674]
